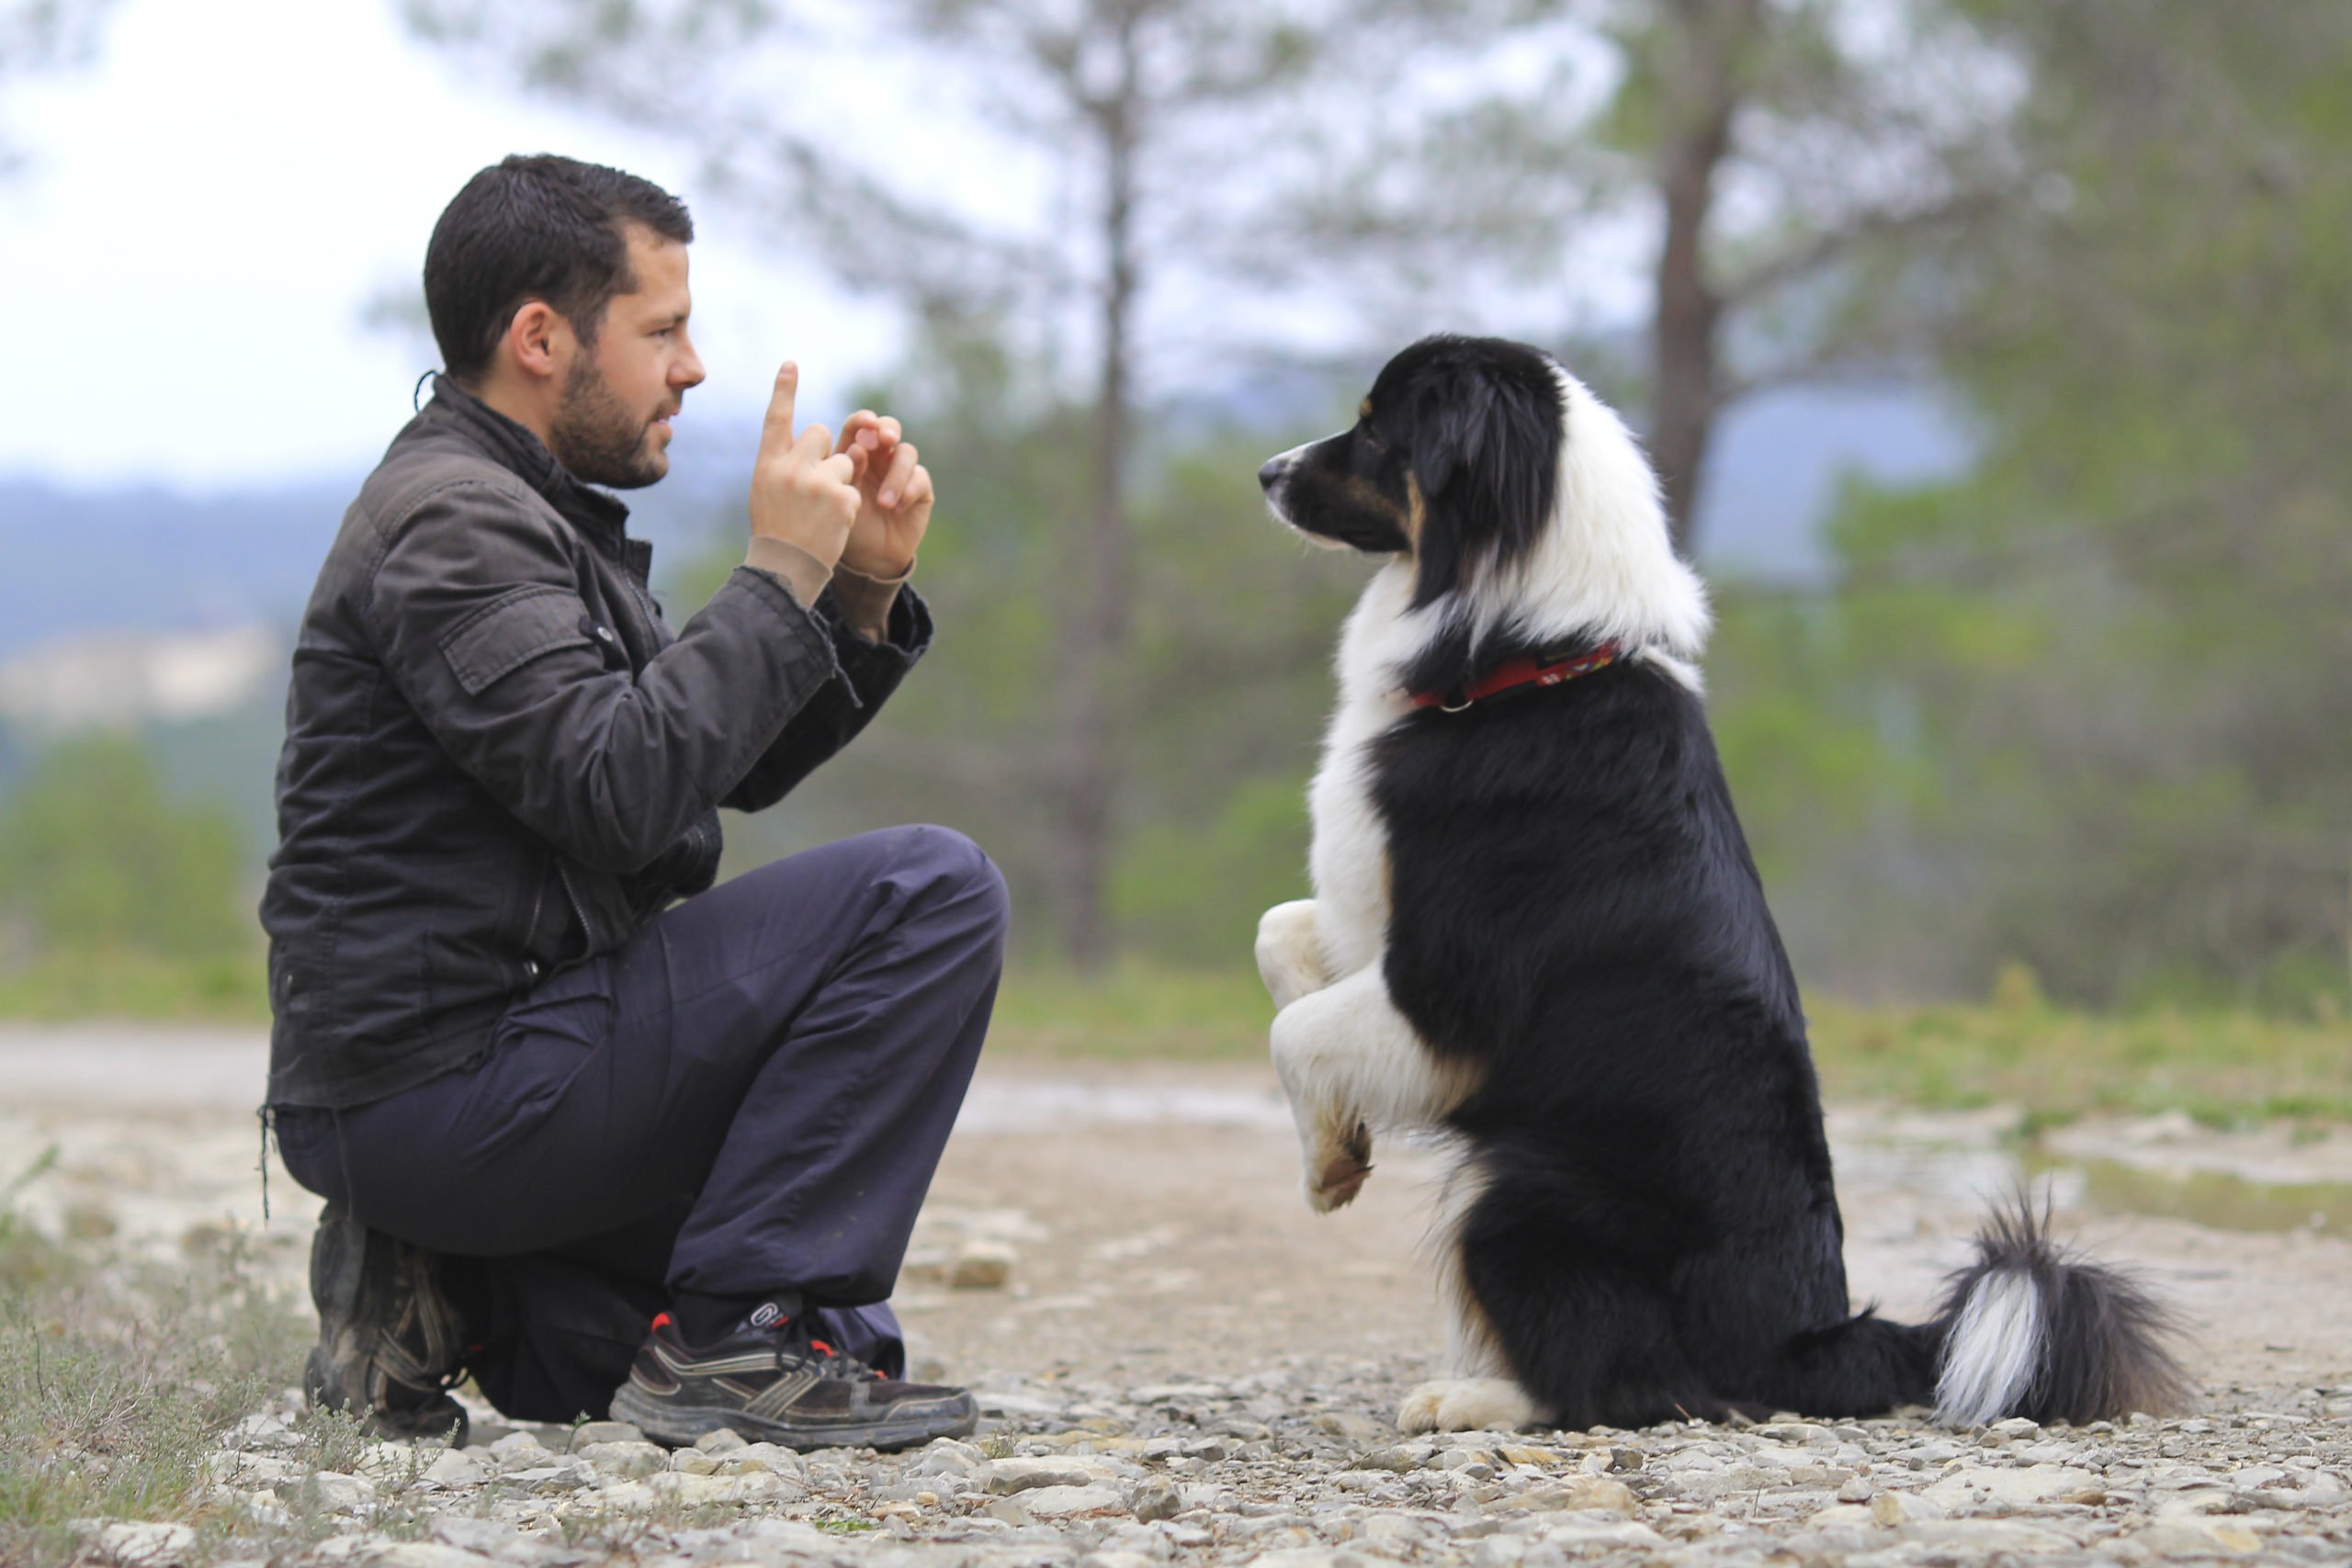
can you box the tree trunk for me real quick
[1648,0,1753,559]
[1057,8,1141,972]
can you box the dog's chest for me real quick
[1307,568,1416,979]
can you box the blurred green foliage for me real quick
[1706,4,2352,1011]
[0,735,253,966]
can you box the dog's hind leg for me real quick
[1267,964,1478,1213]
[1255,899,1330,1010]
[1402,1186,1547,1433]
[1442,1175,1729,1432]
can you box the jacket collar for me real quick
[422,374,653,581]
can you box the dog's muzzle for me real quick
[1258,445,1306,528]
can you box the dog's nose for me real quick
[1257,458,1284,491]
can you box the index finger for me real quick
[761,362,800,449]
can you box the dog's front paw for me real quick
[1396,1378,1541,1435]
[1305,1119,1373,1213]
[1256,900,1329,1010]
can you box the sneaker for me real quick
[303,1201,471,1443]
[610,1309,978,1450]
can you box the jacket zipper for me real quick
[557,860,595,958]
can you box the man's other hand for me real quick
[835,409,933,580]
[749,363,864,568]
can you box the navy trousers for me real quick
[277,826,1008,1422]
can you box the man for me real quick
[262,154,1007,1451]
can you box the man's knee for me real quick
[882,825,1010,944]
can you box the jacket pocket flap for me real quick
[438,585,594,696]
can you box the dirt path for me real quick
[5,1027,2346,1406]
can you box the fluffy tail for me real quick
[1931,1196,2189,1426]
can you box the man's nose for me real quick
[1257,457,1285,491]
[675,335,707,389]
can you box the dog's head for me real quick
[1258,335,1565,610]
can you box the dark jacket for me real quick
[261,378,929,1109]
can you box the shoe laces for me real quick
[775,1320,885,1382]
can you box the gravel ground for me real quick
[6,1030,2349,1566]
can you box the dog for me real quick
[1253,334,2187,1434]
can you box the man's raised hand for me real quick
[748,363,864,569]
[835,408,934,580]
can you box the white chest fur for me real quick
[1306,563,1419,981]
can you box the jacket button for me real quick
[524,959,541,982]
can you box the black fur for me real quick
[1269,335,2188,1431]
[1258,335,1562,609]
[1374,654,1947,1424]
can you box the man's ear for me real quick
[1408,373,1557,611]
[504,299,566,382]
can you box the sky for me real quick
[1,0,1667,497]
[0,0,905,491]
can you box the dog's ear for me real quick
[1409,369,1560,610]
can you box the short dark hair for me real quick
[424,154,694,384]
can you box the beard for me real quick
[548,355,671,490]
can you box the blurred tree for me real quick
[1293,0,2016,553]
[664,325,1366,964]
[0,734,252,962]
[1714,1,2352,1009]
[401,0,1453,967]
[0,0,118,175]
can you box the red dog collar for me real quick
[1409,642,1623,712]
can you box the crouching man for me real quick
[260,154,1007,1450]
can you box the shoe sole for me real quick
[609,1382,977,1452]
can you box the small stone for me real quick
[308,1472,376,1512]
[503,1461,593,1494]
[949,1240,1017,1289]
[908,1439,985,1477]
[984,1456,1111,1494]
[360,1546,503,1568]
[487,1431,545,1460]
[721,1440,805,1476]
[95,1523,197,1567]
[1498,1475,1637,1514]
[2133,1519,2267,1557]
[1921,1462,2100,1513]
[566,1420,644,1450]
[576,1439,665,1479]
[1835,1474,1873,1503]
[1130,1478,1182,1521]
[1304,1411,1381,1446]
[694,1427,749,1452]
[1023,1483,1125,1517]
[1871,1489,1945,1527]
[672,1448,720,1474]
[422,1448,490,1487]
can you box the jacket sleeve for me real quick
[721,578,934,813]
[366,478,842,874]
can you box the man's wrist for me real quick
[829,556,911,643]
[744,536,833,607]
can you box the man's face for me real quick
[548,223,705,489]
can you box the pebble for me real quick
[165,1359,2352,1568]
[93,1522,197,1566]
[950,1239,1018,1288]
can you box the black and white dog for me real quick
[1254,334,2185,1434]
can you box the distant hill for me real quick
[0,418,756,664]
[1,378,1971,873]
